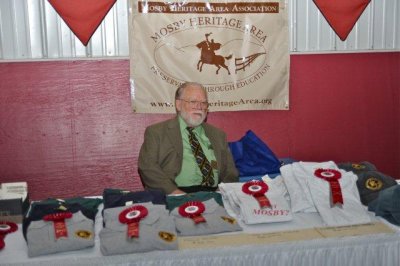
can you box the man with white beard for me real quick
[138,82,238,195]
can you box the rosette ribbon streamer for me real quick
[178,201,207,224]
[43,212,73,239]
[119,205,148,238]
[0,221,18,250]
[242,180,272,208]
[314,168,344,206]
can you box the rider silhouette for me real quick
[196,32,231,74]
[203,33,221,62]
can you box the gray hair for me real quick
[175,82,206,100]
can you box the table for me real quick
[1,205,399,266]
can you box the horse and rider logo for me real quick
[152,29,268,84]
[196,33,232,74]
[196,32,266,75]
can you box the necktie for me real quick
[187,127,215,187]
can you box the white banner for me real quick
[129,0,289,113]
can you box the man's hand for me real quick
[169,189,186,195]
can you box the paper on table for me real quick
[0,182,28,200]
[179,222,396,250]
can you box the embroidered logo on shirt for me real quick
[75,230,92,239]
[158,231,176,242]
[365,177,383,191]
[220,216,237,224]
[352,163,365,170]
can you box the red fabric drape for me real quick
[48,0,117,46]
[313,0,371,41]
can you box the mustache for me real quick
[192,111,205,115]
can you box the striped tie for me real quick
[187,127,215,187]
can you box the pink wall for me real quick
[0,52,399,200]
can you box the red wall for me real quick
[0,52,399,200]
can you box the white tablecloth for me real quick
[1,205,400,266]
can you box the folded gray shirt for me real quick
[100,202,178,255]
[171,198,242,236]
[27,211,95,257]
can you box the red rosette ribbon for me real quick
[242,180,272,208]
[0,221,18,250]
[43,212,73,239]
[0,221,18,235]
[314,168,344,206]
[178,201,206,224]
[119,205,148,238]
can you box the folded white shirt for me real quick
[280,163,317,213]
[219,180,293,225]
[298,161,371,226]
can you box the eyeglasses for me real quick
[179,99,209,109]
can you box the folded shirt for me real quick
[170,198,242,236]
[297,161,371,226]
[337,161,377,173]
[102,188,166,210]
[368,185,400,226]
[219,180,293,225]
[355,171,397,205]
[281,161,371,226]
[166,191,224,211]
[337,163,397,205]
[27,210,95,257]
[23,197,102,257]
[280,163,317,213]
[100,202,178,255]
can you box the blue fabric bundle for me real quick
[228,130,281,177]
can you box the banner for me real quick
[129,0,289,113]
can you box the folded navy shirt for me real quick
[337,161,377,174]
[338,162,397,205]
[368,185,400,226]
[356,171,397,205]
[102,188,166,209]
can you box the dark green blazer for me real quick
[138,116,239,194]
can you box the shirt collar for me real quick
[178,115,204,135]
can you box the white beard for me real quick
[180,110,206,127]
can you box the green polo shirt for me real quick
[175,116,218,187]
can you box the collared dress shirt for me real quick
[175,116,218,187]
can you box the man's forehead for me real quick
[183,86,206,98]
